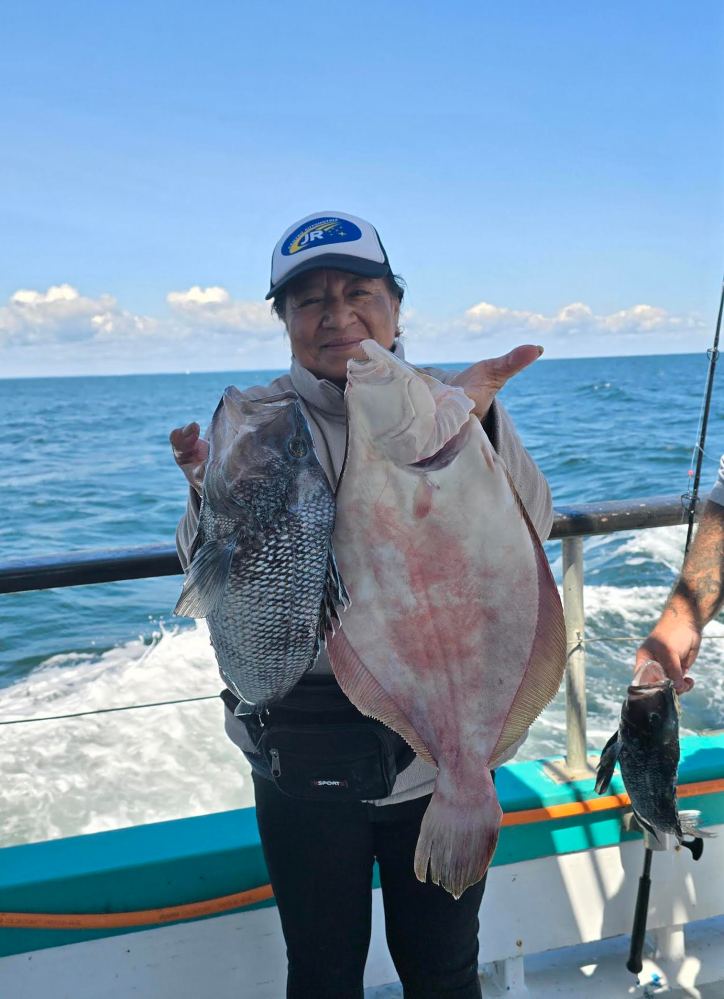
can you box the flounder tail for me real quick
[414,767,502,900]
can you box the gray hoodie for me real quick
[175,343,554,804]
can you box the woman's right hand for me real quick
[169,422,209,496]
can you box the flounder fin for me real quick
[414,768,501,899]
[490,470,567,764]
[594,731,621,794]
[174,536,236,618]
[326,625,435,766]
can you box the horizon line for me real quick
[0,348,708,381]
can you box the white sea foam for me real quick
[522,575,724,760]
[0,622,253,848]
[614,522,688,575]
[1,560,723,846]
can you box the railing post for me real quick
[562,536,587,775]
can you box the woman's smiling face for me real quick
[283,269,400,384]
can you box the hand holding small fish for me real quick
[169,421,209,496]
[449,344,545,419]
[635,610,698,694]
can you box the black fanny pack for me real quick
[220,677,416,801]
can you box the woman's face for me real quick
[283,269,400,384]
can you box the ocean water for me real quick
[1,352,723,847]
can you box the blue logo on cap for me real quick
[282,217,362,256]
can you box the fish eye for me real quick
[288,437,308,458]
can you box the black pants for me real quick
[252,772,486,999]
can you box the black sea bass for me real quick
[327,341,567,898]
[596,659,708,852]
[175,389,347,711]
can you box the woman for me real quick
[171,211,553,999]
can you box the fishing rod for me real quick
[626,275,724,980]
[684,276,724,551]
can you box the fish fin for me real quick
[679,813,715,840]
[173,536,236,618]
[594,731,621,794]
[630,806,664,844]
[489,477,567,763]
[414,767,501,899]
[326,625,435,765]
[317,546,351,647]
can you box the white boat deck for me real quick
[366,915,724,998]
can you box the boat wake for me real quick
[1,526,723,847]
[0,621,252,848]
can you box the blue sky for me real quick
[1,1,722,376]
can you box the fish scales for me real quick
[209,507,332,703]
[596,660,708,849]
[175,388,345,711]
[327,340,566,898]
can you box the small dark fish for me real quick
[174,388,347,712]
[596,660,707,856]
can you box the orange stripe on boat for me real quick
[0,884,275,930]
[1,779,722,930]
[501,778,724,827]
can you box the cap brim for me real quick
[266,254,390,300]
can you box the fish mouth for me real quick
[409,420,472,471]
[632,659,668,687]
[626,679,675,694]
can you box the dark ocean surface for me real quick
[1,352,723,845]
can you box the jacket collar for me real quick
[289,339,406,422]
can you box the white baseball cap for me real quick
[266,211,392,300]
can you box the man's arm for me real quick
[636,499,724,692]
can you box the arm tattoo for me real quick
[671,502,724,627]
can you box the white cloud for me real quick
[165,285,278,336]
[0,283,281,353]
[0,284,158,346]
[460,299,703,339]
[0,283,708,376]
[167,286,230,307]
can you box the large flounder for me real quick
[175,389,347,712]
[327,341,566,898]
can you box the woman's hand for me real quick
[451,344,544,420]
[169,422,209,496]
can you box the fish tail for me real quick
[679,811,715,839]
[414,768,502,899]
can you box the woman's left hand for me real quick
[451,344,544,420]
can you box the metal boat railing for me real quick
[0,492,703,775]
